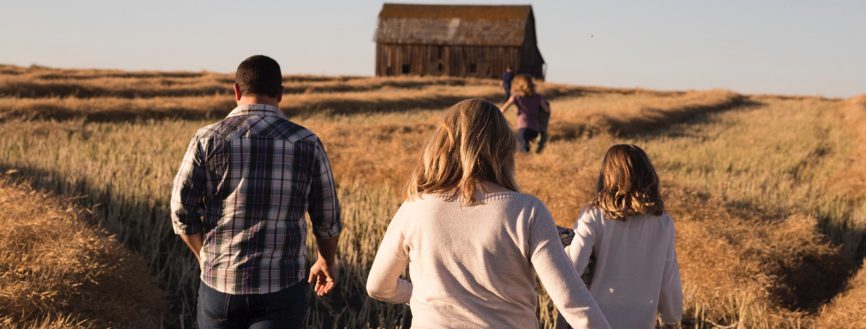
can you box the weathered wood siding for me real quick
[377,44,522,79]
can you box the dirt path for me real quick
[810,96,866,327]
[0,179,169,328]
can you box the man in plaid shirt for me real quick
[170,55,341,329]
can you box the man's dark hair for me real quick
[235,55,282,98]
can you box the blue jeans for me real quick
[538,130,548,153]
[518,128,541,153]
[197,282,307,329]
[517,128,548,153]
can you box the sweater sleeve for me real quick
[366,204,413,304]
[567,209,597,276]
[658,220,683,324]
[528,201,612,329]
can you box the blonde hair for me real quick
[406,99,518,204]
[593,144,664,221]
[510,74,536,97]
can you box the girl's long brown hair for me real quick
[593,144,664,220]
[406,98,518,204]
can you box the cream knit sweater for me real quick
[366,192,611,329]
[567,208,683,329]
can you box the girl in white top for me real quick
[366,99,611,329]
[567,144,683,329]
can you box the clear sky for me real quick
[1,0,864,97]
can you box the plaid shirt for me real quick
[170,104,341,295]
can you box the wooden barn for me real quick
[374,3,545,80]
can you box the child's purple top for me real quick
[514,94,544,132]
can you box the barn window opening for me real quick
[468,63,477,73]
[438,63,443,71]
[402,64,411,74]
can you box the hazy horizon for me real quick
[2,0,864,97]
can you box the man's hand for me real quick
[308,257,336,296]
[309,235,339,297]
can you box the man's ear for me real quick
[276,86,283,103]
[233,83,242,101]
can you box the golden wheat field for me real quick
[0,64,864,328]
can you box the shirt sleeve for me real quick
[528,200,611,329]
[567,209,597,275]
[170,133,207,235]
[658,220,683,324]
[366,204,413,304]
[308,137,342,239]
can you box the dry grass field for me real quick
[0,64,863,328]
[0,178,168,328]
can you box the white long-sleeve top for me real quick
[366,192,611,329]
[567,207,683,329]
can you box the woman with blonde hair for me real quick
[567,144,682,329]
[501,74,551,153]
[366,99,610,329]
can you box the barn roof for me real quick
[375,3,533,46]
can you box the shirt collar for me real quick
[226,103,286,119]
